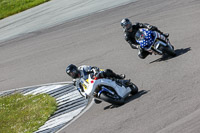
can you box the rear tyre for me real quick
[160,45,176,57]
[99,92,125,105]
[129,83,138,95]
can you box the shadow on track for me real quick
[149,47,191,64]
[103,90,149,110]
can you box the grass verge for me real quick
[0,93,57,133]
[0,0,50,20]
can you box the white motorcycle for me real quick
[75,73,138,105]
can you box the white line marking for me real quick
[36,106,85,132]
[0,82,89,133]
[24,85,65,95]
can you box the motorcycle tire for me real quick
[160,45,176,57]
[99,92,125,105]
[129,82,138,95]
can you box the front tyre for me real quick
[99,92,125,105]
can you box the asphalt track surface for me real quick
[1,0,200,133]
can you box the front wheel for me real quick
[99,92,125,105]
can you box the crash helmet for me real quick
[120,18,132,31]
[66,64,80,79]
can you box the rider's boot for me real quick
[163,33,169,38]
[116,74,126,79]
[156,29,169,38]
[120,74,126,79]
[121,79,132,87]
[159,31,169,38]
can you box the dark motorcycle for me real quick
[135,28,176,57]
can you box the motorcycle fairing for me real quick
[136,29,174,55]
[85,75,131,98]
[98,86,115,97]
[136,28,156,50]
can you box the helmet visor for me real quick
[67,69,77,78]
[123,24,132,31]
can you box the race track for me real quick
[1,0,200,133]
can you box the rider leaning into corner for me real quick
[120,18,170,59]
[66,64,126,104]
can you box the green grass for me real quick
[0,0,50,20]
[0,93,57,133]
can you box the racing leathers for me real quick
[76,65,125,80]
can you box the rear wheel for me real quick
[160,45,176,57]
[99,92,125,105]
[129,82,138,95]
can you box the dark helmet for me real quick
[66,64,80,79]
[120,18,132,31]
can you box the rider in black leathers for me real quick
[121,18,169,59]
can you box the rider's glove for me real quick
[130,43,138,49]
[136,45,140,49]
[72,79,76,86]
[146,25,152,30]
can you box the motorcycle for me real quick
[135,28,176,57]
[75,73,138,105]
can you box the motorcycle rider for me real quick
[120,18,169,59]
[66,64,126,103]
[66,64,125,80]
